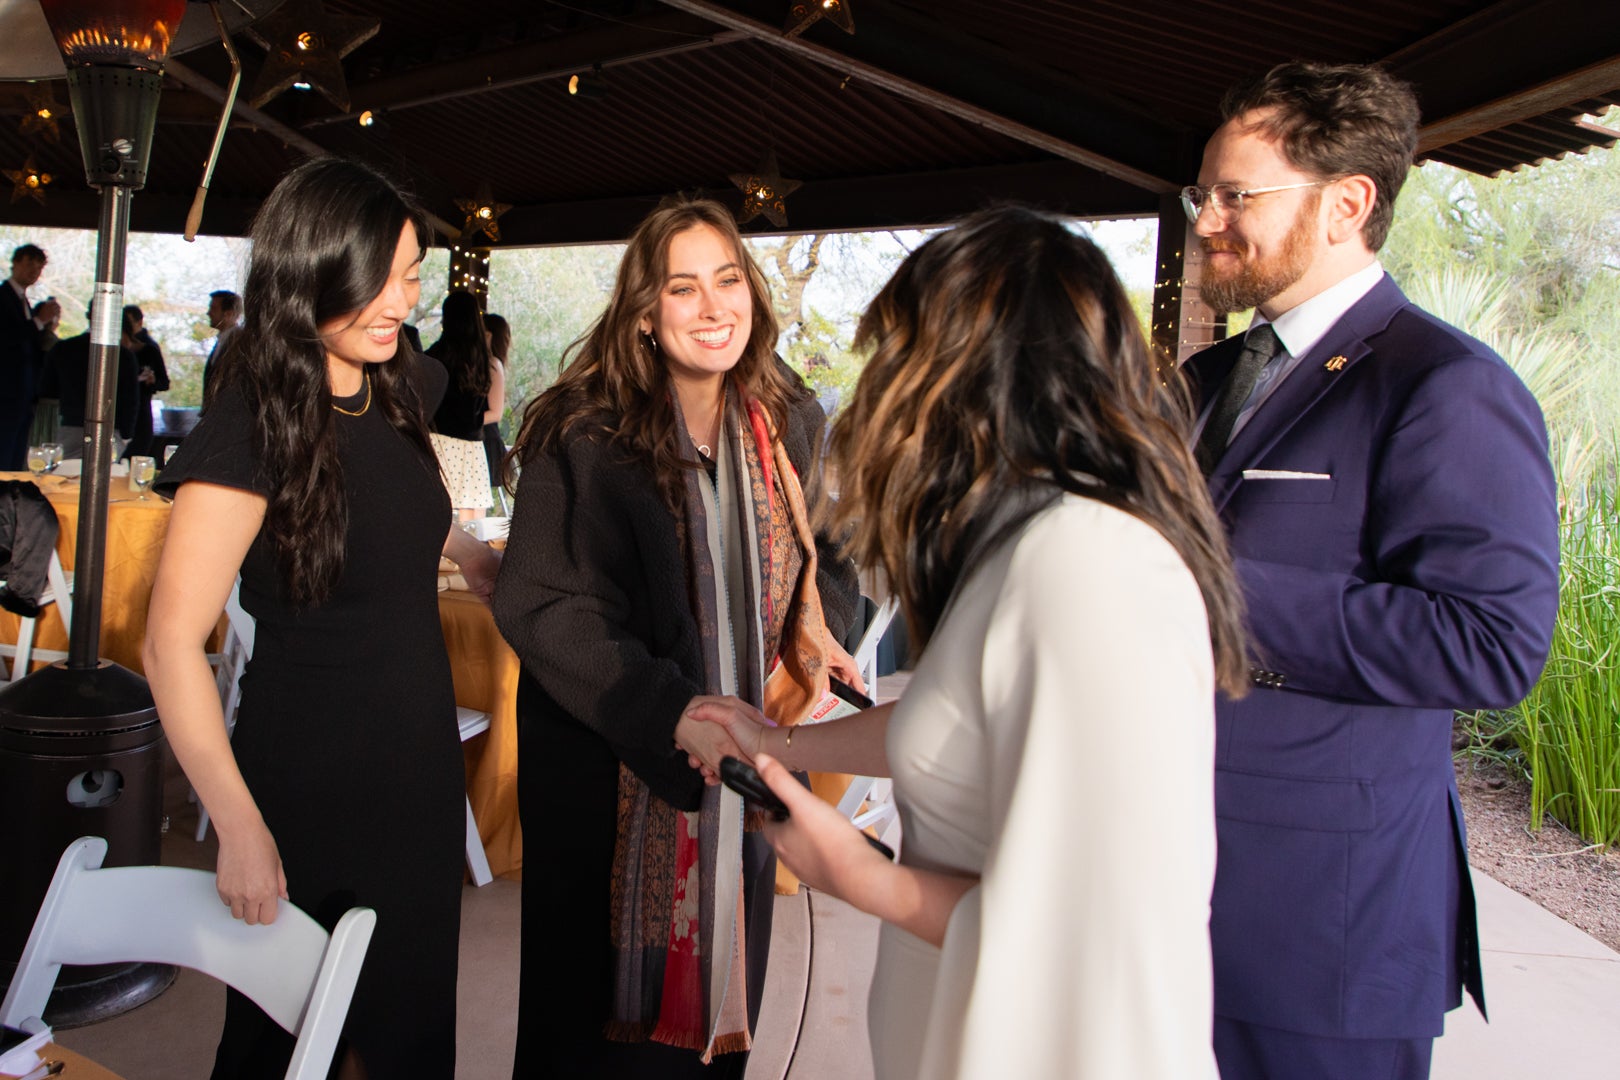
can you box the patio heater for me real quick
[0,0,242,1026]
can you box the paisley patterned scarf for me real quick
[605,385,830,1059]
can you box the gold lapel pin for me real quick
[1324,355,1348,372]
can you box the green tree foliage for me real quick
[1382,116,1620,448]
[484,244,623,429]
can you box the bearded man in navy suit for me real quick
[1183,63,1560,1079]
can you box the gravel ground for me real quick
[1456,755,1620,952]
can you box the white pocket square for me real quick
[1242,469,1332,480]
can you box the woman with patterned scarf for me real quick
[493,196,863,1078]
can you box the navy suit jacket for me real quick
[1186,274,1559,1039]
[1,284,43,415]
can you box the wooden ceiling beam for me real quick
[653,0,1189,193]
[162,58,464,240]
[1383,0,1620,154]
[1416,55,1620,155]
[487,160,1158,247]
[301,10,745,128]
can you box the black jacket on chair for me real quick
[0,480,59,617]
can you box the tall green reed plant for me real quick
[1516,480,1620,847]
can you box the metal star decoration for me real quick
[4,157,53,205]
[245,0,380,111]
[455,184,512,243]
[19,84,61,144]
[785,0,855,36]
[729,152,801,228]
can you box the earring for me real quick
[643,327,658,351]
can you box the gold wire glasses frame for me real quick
[1179,180,1332,224]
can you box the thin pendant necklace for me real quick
[688,393,723,458]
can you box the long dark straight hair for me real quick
[828,206,1250,695]
[506,196,793,511]
[231,157,434,607]
[429,290,493,398]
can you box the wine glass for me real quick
[41,442,63,473]
[27,445,48,478]
[131,455,157,499]
[163,443,181,467]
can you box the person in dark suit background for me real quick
[2,244,62,468]
[1183,62,1560,1079]
[201,288,241,404]
[41,305,141,458]
[124,303,170,457]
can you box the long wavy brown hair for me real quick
[506,196,794,510]
[828,206,1249,695]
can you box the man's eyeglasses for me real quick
[1180,180,1332,224]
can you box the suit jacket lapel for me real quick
[1205,275,1410,511]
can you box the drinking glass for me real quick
[27,445,48,477]
[130,455,157,498]
[41,443,63,472]
[163,443,180,466]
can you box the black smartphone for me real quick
[720,756,896,860]
[829,674,873,710]
[721,755,789,820]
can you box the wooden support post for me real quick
[1150,193,1226,366]
[449,244,491,308]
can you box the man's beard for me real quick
[1198,197,1318,314]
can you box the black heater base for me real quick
[42,961,177,1029]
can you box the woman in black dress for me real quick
[144,158,500,1079]
[425,290,494,519]
[493,197,862,1078]
[480,312,510,497]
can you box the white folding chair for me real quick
[457,707,494,887]
[851,595,898,701]
[196,578,254,841]
[1,549,73,682]
[1,837,375,1080]
[837,596,903,851]
[195,586,497,886]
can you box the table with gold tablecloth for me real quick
[439,588,522,880]
[0,472,173,675]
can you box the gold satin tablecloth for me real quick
[0,472,172,675]
[439,588,523,880]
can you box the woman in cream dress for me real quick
[695,207,1251,1078]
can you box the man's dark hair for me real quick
[11,243,46,264]
[124,303,143,322]
[210,289,240,312]
[1221,62,1419,252]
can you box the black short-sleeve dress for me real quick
[157,374,462,1078]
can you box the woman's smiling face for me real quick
[320,221,423,384]
[641,223,752,391]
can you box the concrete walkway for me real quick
[1434,870,1620,1079]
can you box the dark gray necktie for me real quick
[1197,323,1280,474]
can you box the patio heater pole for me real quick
[69,183,134,668]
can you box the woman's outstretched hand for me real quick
[215,820,288,925]
[675,695,767,780]
[825,640,866,696]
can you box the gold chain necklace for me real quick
[331,371,372,416]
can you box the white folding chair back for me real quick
[2,549,73,681]
[196,578,253,841]
[194,586,497,886]
[0,837,375,1080]
[852,595,898,700]
[457,707,494,887]
[838,596,903,851]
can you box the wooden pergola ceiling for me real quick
[0,0,1617,245]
